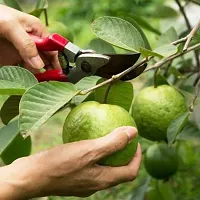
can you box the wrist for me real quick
[0,153,49,199]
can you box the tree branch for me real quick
[190,0,200,6]
[189,79,200,112]
[145,43,200,72]
[184,20,200,51]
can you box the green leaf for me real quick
[167,112,190,146]
[72,76,101,105]
[0,80,25,95]
[177,122,200,141]
[169,67,185,79]
[158,27,178,47]
[0,95,21,125]
[131,177,151,200]
[91,16,145,52]
[88,38,116,54]
[175,87,200,105]
[139,47,162,58]
[29,0,48,17]
[1,134,31,165]
[149,5,178,18]
[156,74,169,86]
[0,120,19,155]
[0,66,38,95]
[119,16,151,50]
[94,79,134,112]
[19,82,78,136]
[154,44,178,57]
[0,66,38,88]
[3,0,22,11]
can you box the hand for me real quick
[0,126,142,199]
[0,5,60,73]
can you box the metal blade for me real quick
[95,53,145,80]
[67,53,110,83]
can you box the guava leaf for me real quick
[2,0,22,11]
[119,16,151,50]
[139,47,163,58]
[94,79,134,112]
[72,76,101,105]
[91,16,145,52]
[1,133,31,165]
[177,122,200,141]
[29,0,48,17]
[0,66,38,95]
[0,95,21,125]
[167,112,190,146]
[88,38,116,54]
[130,177,151,200]
[0,120,19,155]
[19,82,79,136]
[158,27,178,47]
[153,44,178,58]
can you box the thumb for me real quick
[4,22,44,69]
[92,126,137,162]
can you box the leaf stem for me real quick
[154,68,159,88]
[44,9,49,26]
[189,79,200,112]
[103,82,113,104]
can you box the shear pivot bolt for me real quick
[81,62,92,73]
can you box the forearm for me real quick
[0,154,49,200]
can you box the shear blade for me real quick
[95,53,146,80]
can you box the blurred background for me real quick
[0,0,200,199]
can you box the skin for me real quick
[0,5,142,199]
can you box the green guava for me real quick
[62,101,138,167]
[132,85,187,141]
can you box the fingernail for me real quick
[124,127,138,141]
[29,55,44,69]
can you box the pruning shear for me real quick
[31,33,147,83]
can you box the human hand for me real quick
[0,126,142,199]
[0,5,60,73]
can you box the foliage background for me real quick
[0,0,200,200]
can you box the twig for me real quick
[172,37,187,45]
[183,20,200,51]
[103,82,113,103]
[189,79,200,112]
[175,0,200,79]
[175,0,192,30]
[145,43,200,72]
[190,0,200,6]
[80,57,150,95]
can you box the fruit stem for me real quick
[153,68,159,88]
[44,9,49,26]
[103,82,113,104]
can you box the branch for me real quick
[172,37,187,45]
[184,20,200,51]
[190,0,200,6]
[80,57,150,95]
[145,43,200,72]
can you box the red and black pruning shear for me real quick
[31,33,147,83]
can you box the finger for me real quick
[3,21,44,69]
[96,144,142,188]
[91,126,138,162]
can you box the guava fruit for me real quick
[62,101,138,167]
[144,143,179,179]
[132,85,187,141]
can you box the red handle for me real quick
[35,69,68,82]
[30,33,69,51]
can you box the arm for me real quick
[0,127,142,199]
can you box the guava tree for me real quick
[0,0,200,200]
